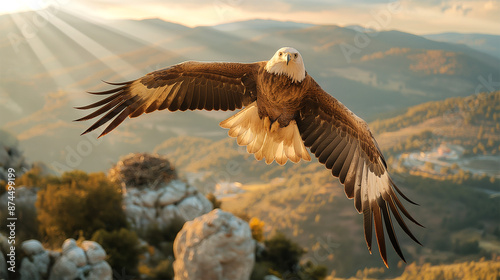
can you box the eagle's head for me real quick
[265,47,306,83]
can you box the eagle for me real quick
[76,47,422,267]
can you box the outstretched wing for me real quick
[75,61,261,137]
[297,79,422,267]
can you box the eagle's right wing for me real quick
[298,78,423,267]
[75,61,262,137]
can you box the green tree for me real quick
[301,261,328,280]
[263,232,305,274]
[36,171,127,243]
[92,228,143,276]
[15,163,47,187]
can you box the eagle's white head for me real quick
[265,47,306,83]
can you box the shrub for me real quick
[263,232,305,274]
[91,228,143,276]
[36,170,127,243]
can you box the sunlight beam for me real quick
[9,12,76,89]
[46,9,141,79]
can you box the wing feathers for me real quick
[329,140,350,176]
[372,198,387,267]
[343,147,360,198]
[81,99,129,136]
[298,84,421,267]
[386,196,422,246]
[75,91,124,110]
[338,141,357,184]
[76,61,259,135]
[179,81,194,111]
[74,96,124,122]
[379,197,406,263]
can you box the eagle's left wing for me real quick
[297,79,423,267]
[75,61,261,137]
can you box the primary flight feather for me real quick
[76,47,422,267]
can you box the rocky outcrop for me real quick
[173,209,255,280]
[114,153,213,231]
[123,179,213,230]
[20,240,52,280]
[18,238,111,280]
[49,239,111,280]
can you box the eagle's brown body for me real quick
[256,64,305,126]
[76,47,422,267]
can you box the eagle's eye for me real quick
[279,52,283,56]
[294,53,298,58]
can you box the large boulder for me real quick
[173,209,255,280]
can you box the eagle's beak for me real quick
[286,53,291,65]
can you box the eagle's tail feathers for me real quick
[220,102,311,165]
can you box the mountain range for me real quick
[0,10,499,173]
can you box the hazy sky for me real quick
[2,0,499,34]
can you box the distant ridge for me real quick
[423,32,500,59]
[212,19,315,31]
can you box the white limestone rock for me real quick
[19,240,50,280]
[158,204,181,228]
[158,181,187,206]
[87,261,112,280]
[50,239,112,280]
[49,255,78,280]
[264,276,281,280]
[62,238,78,254]
[20,258,39,280]
[21,240,44,255]
[123,179,213,232]
[141,189,158,207]
[124,203,143,228]
[173,209,255,280]
[81,241,106,264]
[65,246,87,267]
